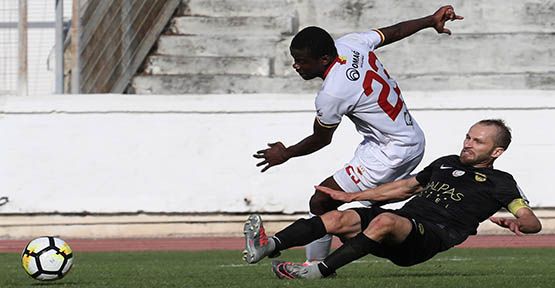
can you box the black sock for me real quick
[318,232,382,277]
[273,217,327,251]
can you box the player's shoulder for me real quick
[484,166,517,183]
[430,155,460,167]
[336,30,382,46]
[319,63,359,98]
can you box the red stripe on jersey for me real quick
[323,57,343,79]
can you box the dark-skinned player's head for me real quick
[290,26,338,80]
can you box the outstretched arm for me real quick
[315,176,423,203]
[378,5,463,47]
[489,207,542,235]
[253,118,337,172]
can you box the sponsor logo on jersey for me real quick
[346,68,359,81]
[411,219,425,235]
[452,170,465,177]
[440,165,452,170]
[404,111,413,126]
[474,172,487,182]
[422,181,465,203]
[345,50,362,81]
[418,223,425,235]
[351,50,361,68]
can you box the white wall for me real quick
[1,90,554,214]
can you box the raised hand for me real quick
[431,5,464,35]
[253,142,290,172]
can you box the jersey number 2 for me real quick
[362,52,404,121]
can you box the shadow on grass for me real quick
[30,281,79,286]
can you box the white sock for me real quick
[267,237,276,253]
[305,213,332,262]
[301,262,324,279]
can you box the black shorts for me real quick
[353,206,452,267]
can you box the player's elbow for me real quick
[517,208,542,234]
[527,219,542,234]
[532,223,542,234]
[521,218,542,234]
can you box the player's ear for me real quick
[320,54,333,66]
[491,147,505,159]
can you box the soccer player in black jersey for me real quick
[242,119,542,279]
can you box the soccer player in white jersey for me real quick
[253,5,463,264]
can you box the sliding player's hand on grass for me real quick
[489,217,523,236]
[253,142,289,172]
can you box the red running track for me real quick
[1,235,554,253]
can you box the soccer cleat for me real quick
[302,260,319,267]
[271,260,323,280]
[242,214,276,264]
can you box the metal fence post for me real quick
[55,0,64,94]
[17,0,27,96]
[70,0,80,94]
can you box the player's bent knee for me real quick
[309,177,344,215]
[309,192,341,215]
[309,193,326,215]
[321,210,361,236]
[320,210,344,233]
[365,213,399,236]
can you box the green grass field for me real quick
[1,248,554,287]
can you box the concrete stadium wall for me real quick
[67,0,180,93]
[1,90,554,214]
[131,0,555,93]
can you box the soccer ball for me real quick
[21,236,74,281]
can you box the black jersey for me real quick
[399,155,527,246]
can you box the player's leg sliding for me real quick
[242,214,279,264]
[271,260,324,280]
[304,213,333,265]
[244,213,373,279]
[317,232,382,277]
[304,234,332,265]
[270,233,382,280]
[243,214,328,264]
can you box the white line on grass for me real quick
[219,256,475,268]
[219,263,255,268]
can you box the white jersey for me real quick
[316,29,425,167]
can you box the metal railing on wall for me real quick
[0,0,23,96]
[0,0,71,96]
[17,0,27,96]
[65,0,180,93]
[1,0,178,95]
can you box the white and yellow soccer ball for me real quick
[21,236,74,281]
